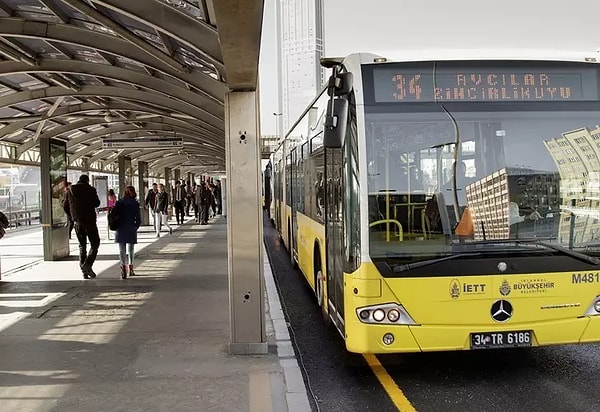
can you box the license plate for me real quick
[470,330,532,349]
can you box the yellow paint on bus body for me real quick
[291,210,600,354]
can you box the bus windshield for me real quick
[362,60,600,265]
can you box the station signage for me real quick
[102,137,183,149]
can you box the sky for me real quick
[259,0,600,135]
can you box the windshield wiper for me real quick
[518,240,600,265]
[393,253,482,273]
[467,238,600,266]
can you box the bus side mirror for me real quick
[327,72,353,97]
[323,98,348,148]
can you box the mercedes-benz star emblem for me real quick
[491,299,513,322]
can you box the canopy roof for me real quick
[0,0,263,175]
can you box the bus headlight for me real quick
[355,303,416,325]
[583,296,600,316]
[373,309,386,322]
[387,309,400,322]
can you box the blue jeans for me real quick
[118,243,135,265]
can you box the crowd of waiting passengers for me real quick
[144,179,222,229]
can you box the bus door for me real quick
[325,147,345,330]
[290,148,298,262]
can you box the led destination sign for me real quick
[371,64,599,103]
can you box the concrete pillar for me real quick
[138,161,149,225]
[118,155,132,198]
[225,91,266,354]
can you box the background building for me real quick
[466,167,561,240]
[277,0,325,134]
[544,127,600,244]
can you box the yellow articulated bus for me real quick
[271,51,600,353]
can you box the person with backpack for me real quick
[114,185,141,279]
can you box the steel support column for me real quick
[138,161,149,225]
[164,167,171,193]
[118,155,132,197]
[225,91,266,354]
[164,167,172,220]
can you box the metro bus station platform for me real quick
[0,215,310,412]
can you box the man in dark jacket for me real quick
[144,182,158,230]
[63,174,101,279]
[173,180,186,225]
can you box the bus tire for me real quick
[316,269,330,325]
[314,250,330,326]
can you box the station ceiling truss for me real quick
[0,0,263,176]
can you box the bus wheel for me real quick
[315,269,330,325]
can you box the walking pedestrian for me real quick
[198,181,213,225]
[63,174,101,279]
[145,182,158,230]
[114,185,141,279]
[194,182,201,223]
[107,188,117,209]
[186,181,194,216]
[214,180,222,215]
[62,181,75,239]
[173,180,186,225]
[154,183,172,237]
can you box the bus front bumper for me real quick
[346,316,600,353]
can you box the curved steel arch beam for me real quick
[6,100,204,143]
[68,125,223,161]
[79,131,212,150]
[67,124,204,149]
[89,0,223,74]
[18,117,221,158]
[17,115,216,157]
[150,153,224,170]
[134,142,220,162]
[0,19,225,101]
[61,0,190,75]
[0,86,223,138]
[66,124,207,148]
[133,144,225,163]
[81,141,224,166]
[0,60,224,129]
